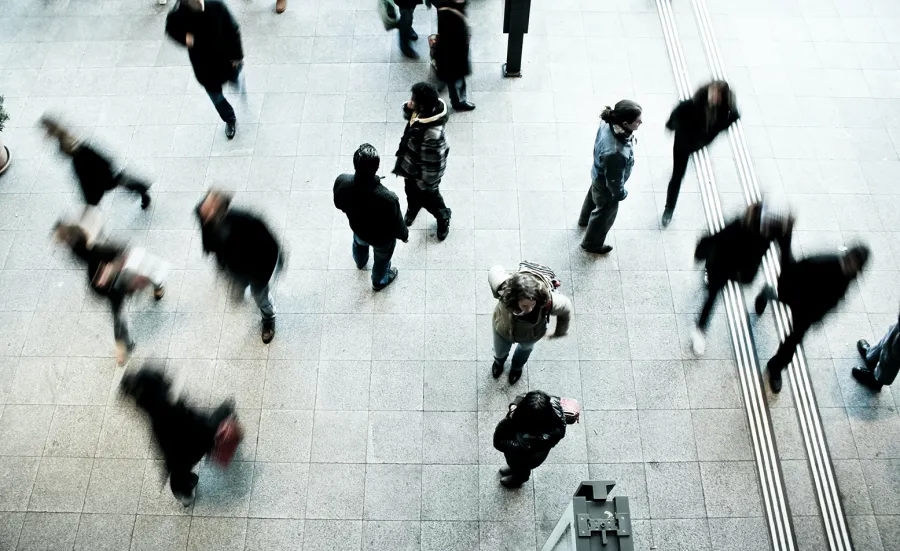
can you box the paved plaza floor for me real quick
[0,0,899,549]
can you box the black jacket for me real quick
[433,4,471,83]
[493,398,567,470]
[394,101,450,187]
[395,0,424,7]
[334,173,408,246]
[70,239,129,315]
[695,217,789,286]
[71,146,119,206]
[666,88,740,154]
[777,253,852,325]
[165,0,243,89]
[196,207,281,287]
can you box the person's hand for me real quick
[406,99,415,110]
[185,32,194,48]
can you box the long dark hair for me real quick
[499,272,550,313]
[512,391,560,434]
[600,100,642,126]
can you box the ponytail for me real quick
[600,99,642,126]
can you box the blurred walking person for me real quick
[396,0,428,58]
[334,144,409,291]
[691,203,793,355]
[493,391,567,488]
[855,310,900,391]
[756,244,869,393]
[578,100,642,254]
[195,189,281,343]
[432,0,475,111]
[166,0,245,139]
[489,262,571,385]
[54,222,167,366]
[662,80,740,227]
[41,116,152,211]
[394,82,452,240]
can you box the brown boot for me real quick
[275,0,286,13]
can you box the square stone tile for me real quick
[362,520,420,551]
[692,409,754,461]
[364,464,422,521]
[371,315,425,361]
[256,409,314,462]
[316,360,371,410]
[575,314,630,360]
[0,405,55,457]
[645,462,707,519]
[626,314,682,360]
[707,518,771,551]
[0,456,40,511]
[187,517,247,551]
[421,465,479,521]
[478,464,534,522]
[310,410,369,463]
[261,360,318,409]
[423,361,477,412]
[245,519,305,551]
[28,457,92,513]
[423,411,478,465]
[584,410,643,463]
[700,461,764,518]
[861,459,900,515]
[632,360,690,410]
[192,461,255,518]
[639,409,698,462]
[580,360,637,410]
[82,458,144,515]
[16,512,80,551]
[848,407,900,459]
[44,405,104,458]
[130,515,191,551]
[367,411,422,464]
[306,463,365,520]
[248,462,309,519]
[74,513,136,551]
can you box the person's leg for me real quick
[492,329,514,377]
[663,144,691,225]
[581,184,619,252]
[250,281,276,343]
[874,356,900,386]
[404,179,423,226]
[397,7,417,57]
[697,279,725,332]
[508,340,535,385]
[371,240,397,287]
[419,185,452,239]
[113,308,134,366]
[352,234,370,270]
[865,324,893,366]
[115,173,152,209]
[205,85,236,124]
[449,78,472,109]
[768,319,809,392]
[577,185,596,227]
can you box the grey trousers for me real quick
[579,179,619,250]
[867,323,899,385]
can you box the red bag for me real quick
[210,416,243,467]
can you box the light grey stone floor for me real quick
[0,0,897,550]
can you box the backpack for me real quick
[518,260,561,289]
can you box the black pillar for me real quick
[502,0,531,78]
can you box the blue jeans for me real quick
[205,66,245,124]
[867,323,899,385]
[493,330,536,371]
[352,235,396,286]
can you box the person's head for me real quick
[841,245,870,278]
[52,221,88,249]
[705,80,731,106]
[511,391,558,433]
[198,188,233,225]
[353,143,380,178]
[600,100,643,132]
[39,115,79,155]
[499,272,550,316]
[184,0,205,11]
[409,82,441,114]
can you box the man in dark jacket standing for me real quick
[394,82,452,241]
[395,0,426,58]
[756,243,870,393]
[855,310,900,391]
[334,144,409,291]
[166,0,244,139]
[493,391,567,489]
[433,0,475,111]
[662,80,740,227]
[196,189,281,343]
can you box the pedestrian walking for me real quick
[691,203,793,355]
[395,0,428,58]
[40,116,152,210]
[855,310,900,391]
[493,391,567,489]
[756,244,870,393]
[394,82,452,240]
[120,364,243,506]
[54,222,167,366]
[489,263,572,385]
[578,100,642,254]
[334,144,409,291]
[195,189,282,343]
[662,80,740,227]
[166,0,245,139]
[432,0,475,111]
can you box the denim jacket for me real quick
[591,122,634,201]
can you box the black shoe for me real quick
[436,218,450,241]
[768,363,783,393]
[404,210,417,227]
[852,367,883,392]
[499,466,512,476]
[452,101,476,112]
[410,29,418,41]
[141,194,151,210]
[262,320,275,344]
[508,367,523,385]
[755,289,772,315]
[373,268,399,291]
[577,219,588,228]
[491,360,504,379]
[581,244,613,254]
[225,121,236,140]
[500,475,525,489]
[857,339,870,360]
[400,46,419,59]
[661,209,673,228]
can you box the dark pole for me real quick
[503,33,525,77]
[502,0,531,78]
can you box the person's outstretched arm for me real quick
[549,293,572,337]
[488,266,508,299]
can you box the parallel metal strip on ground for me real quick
[654,2,797,549]
[688,0,853,548]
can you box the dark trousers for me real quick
[404,179,451,222]
[698,277,726,331]
[579,180,619,250]
[204,66,243,124]
[168,401,234,500]
[115,173,151,202]
[867,323,899,385]
[398,7,416,53]
[353,235,396,286]
[503,451,548,485]
[665,144,693,213]
[113,309,132,349]
[448,78,468,106]
[768,315,813,373]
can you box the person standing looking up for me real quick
[493,391,567,489]
[394,82,452,241]
[662,80,740,227]
[166,0,245,140]
[334,144,409,291]
[578,100,642,255]
[432,0,475,111]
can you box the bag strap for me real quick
[437,6,468,24]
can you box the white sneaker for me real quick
[178,489,195,507]
[692,328,707,356]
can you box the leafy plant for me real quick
[0,95,9,133]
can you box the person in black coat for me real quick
[195,189,281,343]
[166,0,245,139]
[41,116,152,210]
[493,391,567,489]
[756,243,870,393]
[691,203,793,355]
[54,223,166,366]
[432,0,474,111]
[395,0,427,59]
[663,80,740,227]
[334,144,409,291]
[120,364,241,506]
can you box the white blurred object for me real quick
[692,327,707,356]
[159,0,168,5]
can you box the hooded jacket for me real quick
[666,86,740,154]
[333,173,409,246]
[493,396,567,470]
[694,213,791,286]
[165,0,244,89]
[433,3,471,83]
[591,122,634,202]
[488,265,572,344]
[393,100,450,188]
[777,250,854,325]
[195,206,280,287]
